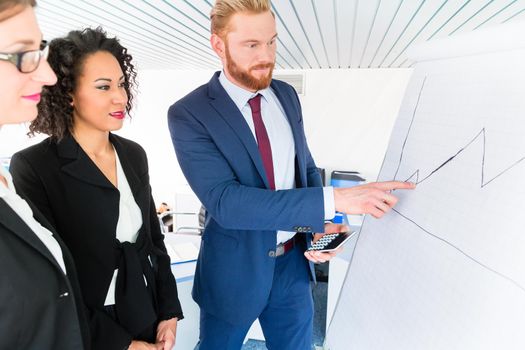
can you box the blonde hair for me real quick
[0,0,36,22]
[210,0,272,36]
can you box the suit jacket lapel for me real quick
[57,134,114,189]
[270,80,307,187]
[0,199,64,273]
[208,72,271,189]
[110,134,143,198]
[110,134,148,242]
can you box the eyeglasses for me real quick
[0,40,49,73]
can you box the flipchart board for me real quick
[325,21,525,350]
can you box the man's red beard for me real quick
[225,45,275,91]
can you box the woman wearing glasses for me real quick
[0,1,89,349]
[10,27,183,350]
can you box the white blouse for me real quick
[0,166,67,274]
[104,151,143,306]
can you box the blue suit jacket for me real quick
[168,72,325,325]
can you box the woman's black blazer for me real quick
[10,133,183,349]
[0,199,90,349]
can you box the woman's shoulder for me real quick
[13,137,57,161]
[110,133,141,147]
[110,134,147,159]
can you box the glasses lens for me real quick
[19,41,48,73]
[20,51,40,73]
[41,43,49,60]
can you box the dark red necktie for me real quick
[248,94,275,190]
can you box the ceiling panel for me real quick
[35,0,525,70]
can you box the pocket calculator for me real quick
[307,231,355,252]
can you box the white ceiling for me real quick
[36,0,525,70]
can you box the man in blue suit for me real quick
[168,1,415,349]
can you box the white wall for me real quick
[116,69,216,209]
[298,69,412,181]
[0,68,412,208]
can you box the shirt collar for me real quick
[218,70,272,110]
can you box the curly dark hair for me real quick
[30,27,137,140]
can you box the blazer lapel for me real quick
[208,72,271,189]
[0,199,64,272]
[270,80,307,187]
[110,134,148,241]
[57,134,114,189]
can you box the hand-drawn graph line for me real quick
[393,77,525,187]
[392,208,525,293]
[402,128,525,187]
[393,76,427,182]
[390,75,525,293]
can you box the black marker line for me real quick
[392,208,525,293]
[396,80,525,187]
[414,128,485,185]
[410,128,525,187]
[390,76,525,294]
[394,76,427,181]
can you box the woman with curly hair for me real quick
[10,27,183,350]
[0,1,90,349]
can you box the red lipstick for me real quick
[22,93,41,102]
[109,111,125,120]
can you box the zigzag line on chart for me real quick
[401,127,525,187]
[393,77,525,187]
[389,76,525,293]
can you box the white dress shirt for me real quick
[219,72,335,244]
[0,166,67,274]
[104,151,143,305]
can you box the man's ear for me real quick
[211,33,226,59]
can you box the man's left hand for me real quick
[304,223,348,263]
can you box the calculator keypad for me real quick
[309,233,340,251]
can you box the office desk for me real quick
[164,232,265,347]
[165,233,201,350]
